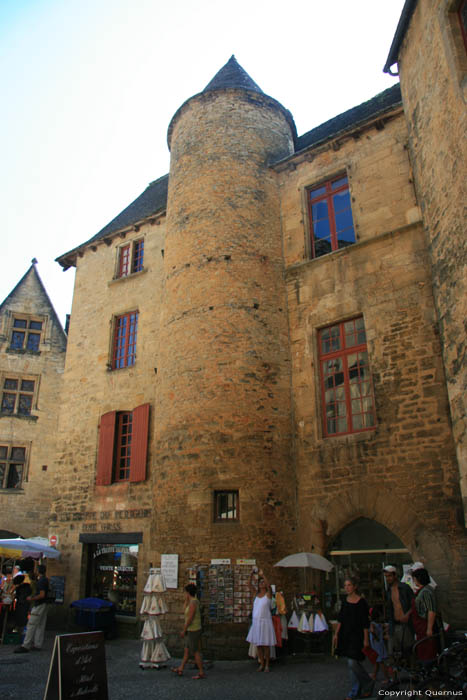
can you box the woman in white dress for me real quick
[246,569,276,672]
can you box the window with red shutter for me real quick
[130,403,150,483]
[96,405,149,485]
[96,411,117,485]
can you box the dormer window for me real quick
[117,239,144,278]
[10,317,43,352]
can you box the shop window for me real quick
[307,175,356,259]
[1,376,36,416]
[88,544,139,616]
[117,239,144,278]
[111,311,138,369]
[96,403,149,485]
[319,317,376,437]
[0,444,27,489]
[9,317,43,352]
[214,490,239,521]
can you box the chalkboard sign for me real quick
[49,576,65,604]
[43,631,108,700]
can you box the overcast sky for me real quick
[1,0,404,326]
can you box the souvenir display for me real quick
[139,569,170,669]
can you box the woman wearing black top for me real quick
[333,576,374,700]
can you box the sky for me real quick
[1,0,405,327]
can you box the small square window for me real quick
[214,491,239,521]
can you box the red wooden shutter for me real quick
[130,403,150,483]
[96,411,117,485]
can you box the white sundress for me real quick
[246,595,276,647]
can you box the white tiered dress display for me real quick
[139,570,171,669]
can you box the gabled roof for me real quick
[294,84,402,155]
[203,55,264,94]
[0,262,67,343]
[56,174,168,269]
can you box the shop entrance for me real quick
[323,517,412,619]
[85,543,139,617]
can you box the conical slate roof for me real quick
[203,55,263,94]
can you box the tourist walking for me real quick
[171,583,206,679]
[14,564,49,652]
[333,576,374,700]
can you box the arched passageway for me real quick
[323,517,412,619]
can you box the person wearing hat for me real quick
[383,565,414,661]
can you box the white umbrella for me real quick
[274,552,333,572]
[0,537,60,559]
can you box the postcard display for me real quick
[139,569,171,669]
[204,563,254,624]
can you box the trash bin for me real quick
[70,598,116,638]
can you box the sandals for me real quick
[192,674,206,680]
[171,668,183,676]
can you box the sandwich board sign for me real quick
[43,631,108,700]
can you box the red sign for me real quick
[49,535,58,547]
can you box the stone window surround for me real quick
[316,315,377,439]
[0,370,40,419]
[301,167,358,261]
[0,440,31,491]
[110,310,139,371]
[439,0,467,101]
[0,311,50,354]
[113,235,145,280]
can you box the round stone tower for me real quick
[154,57,298,570]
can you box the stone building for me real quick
[0,262,67,539]
[50,0,466,647]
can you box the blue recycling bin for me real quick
[70,597,116,636]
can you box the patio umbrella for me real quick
[274,552,334,572]
[0,537,60,559]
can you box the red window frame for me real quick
[307,175,356,259]
[118,245,131,277]
[112,311,138,369]
[319,318,376,437]
[115,412,133,481]
[96,404,149,485]
[117,239,144,278]
[132,239,144,273]
[214,490,239,521]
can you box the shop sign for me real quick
[236,558,256,565]
[211,558,231,565]
[161,554,179,589]
[44,631,108,700]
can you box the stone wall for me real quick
[0,267,66,537]
[398,0,467,518]
[49,217,166,605]
[277,109,466,624]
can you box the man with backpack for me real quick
[14,564,50,652]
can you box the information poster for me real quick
[161,554,179,589]
[43,631,108,700]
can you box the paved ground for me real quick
[0,631,385,699]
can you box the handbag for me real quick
[362,646,378,664]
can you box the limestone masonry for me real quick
[1,0,465,651]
